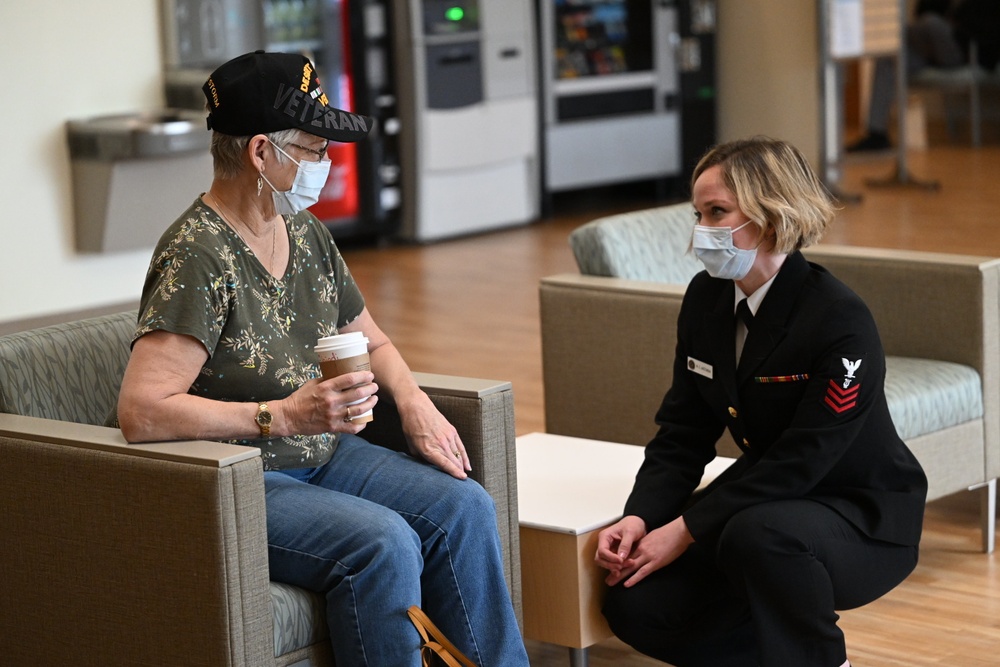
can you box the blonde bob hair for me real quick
[691,137,836,254]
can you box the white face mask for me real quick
[261,140,332,215]
[692,220,757,281]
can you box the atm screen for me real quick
[553,0,652,79]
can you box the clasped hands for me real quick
[595,515,694,588]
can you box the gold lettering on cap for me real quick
[300,63,314,93]
[207,77,220,108]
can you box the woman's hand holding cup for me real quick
[315,333,375,424]
[281,371,378,436]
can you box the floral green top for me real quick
[134,196,365,470]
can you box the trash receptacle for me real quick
[67,109,213,253]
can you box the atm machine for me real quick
[391,0,540,241]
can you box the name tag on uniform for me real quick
[687,357,713,379]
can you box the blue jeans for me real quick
[264,434,528,667]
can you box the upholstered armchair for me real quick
[542,202,1000,553]
[0,312,521,666]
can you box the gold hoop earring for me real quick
[257,175,264,197]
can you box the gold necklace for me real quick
[209,193,277,276]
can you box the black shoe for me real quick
[846,132,891,152]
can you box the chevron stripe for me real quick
[825,380,861,414]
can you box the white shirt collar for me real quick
[734,272,778,317]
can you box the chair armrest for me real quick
[0,414,273,666]
[804,245,1000,366]
[540,274,687,449]
[0,412,261,466]
[364,372,522,625]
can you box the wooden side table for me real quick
[516,432,735,667]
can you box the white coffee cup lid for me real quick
[316,331,367,348]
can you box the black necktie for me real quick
[736,299,754,330]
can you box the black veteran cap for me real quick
[203,51,373,143]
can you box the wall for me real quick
[0,1,163,325]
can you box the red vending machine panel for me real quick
[264,0,361,225]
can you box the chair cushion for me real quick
[0,312,135,424]
[569,202,703,284]
[885,356,983,441]
[270,581,329,657]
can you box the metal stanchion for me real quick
[864,0,940,190]
[819,0,863,204]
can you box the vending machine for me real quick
[675,0,717,176]
[161,0,401,240]
[536,0,716,195]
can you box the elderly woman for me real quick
[595,137,927,667]
[115,51,528,667]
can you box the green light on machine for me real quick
[445,6,464,21]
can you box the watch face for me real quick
[257,410,273,426]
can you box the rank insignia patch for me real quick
[825,380,860,413]
[823,355,865,415]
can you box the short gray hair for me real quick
[210,128,303,180]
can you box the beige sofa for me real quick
[541,205,1000,553]
[0,312,521,666]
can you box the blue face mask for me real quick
[692,220,757,281]
[261,140,332,215]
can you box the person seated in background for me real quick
[849,0,964,151]
[595,137,927,667]
[952,0,1000,73]
[113,50,529,667]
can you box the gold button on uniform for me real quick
[728,407,738,418]
[743,438,750,447]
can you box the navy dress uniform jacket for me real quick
[623,251,928,548]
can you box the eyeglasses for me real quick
[287,141,330,162]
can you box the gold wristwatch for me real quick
[255,402,273,438]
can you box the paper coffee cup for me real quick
[315,333,373,423]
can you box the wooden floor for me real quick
[340,143,1000,666]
